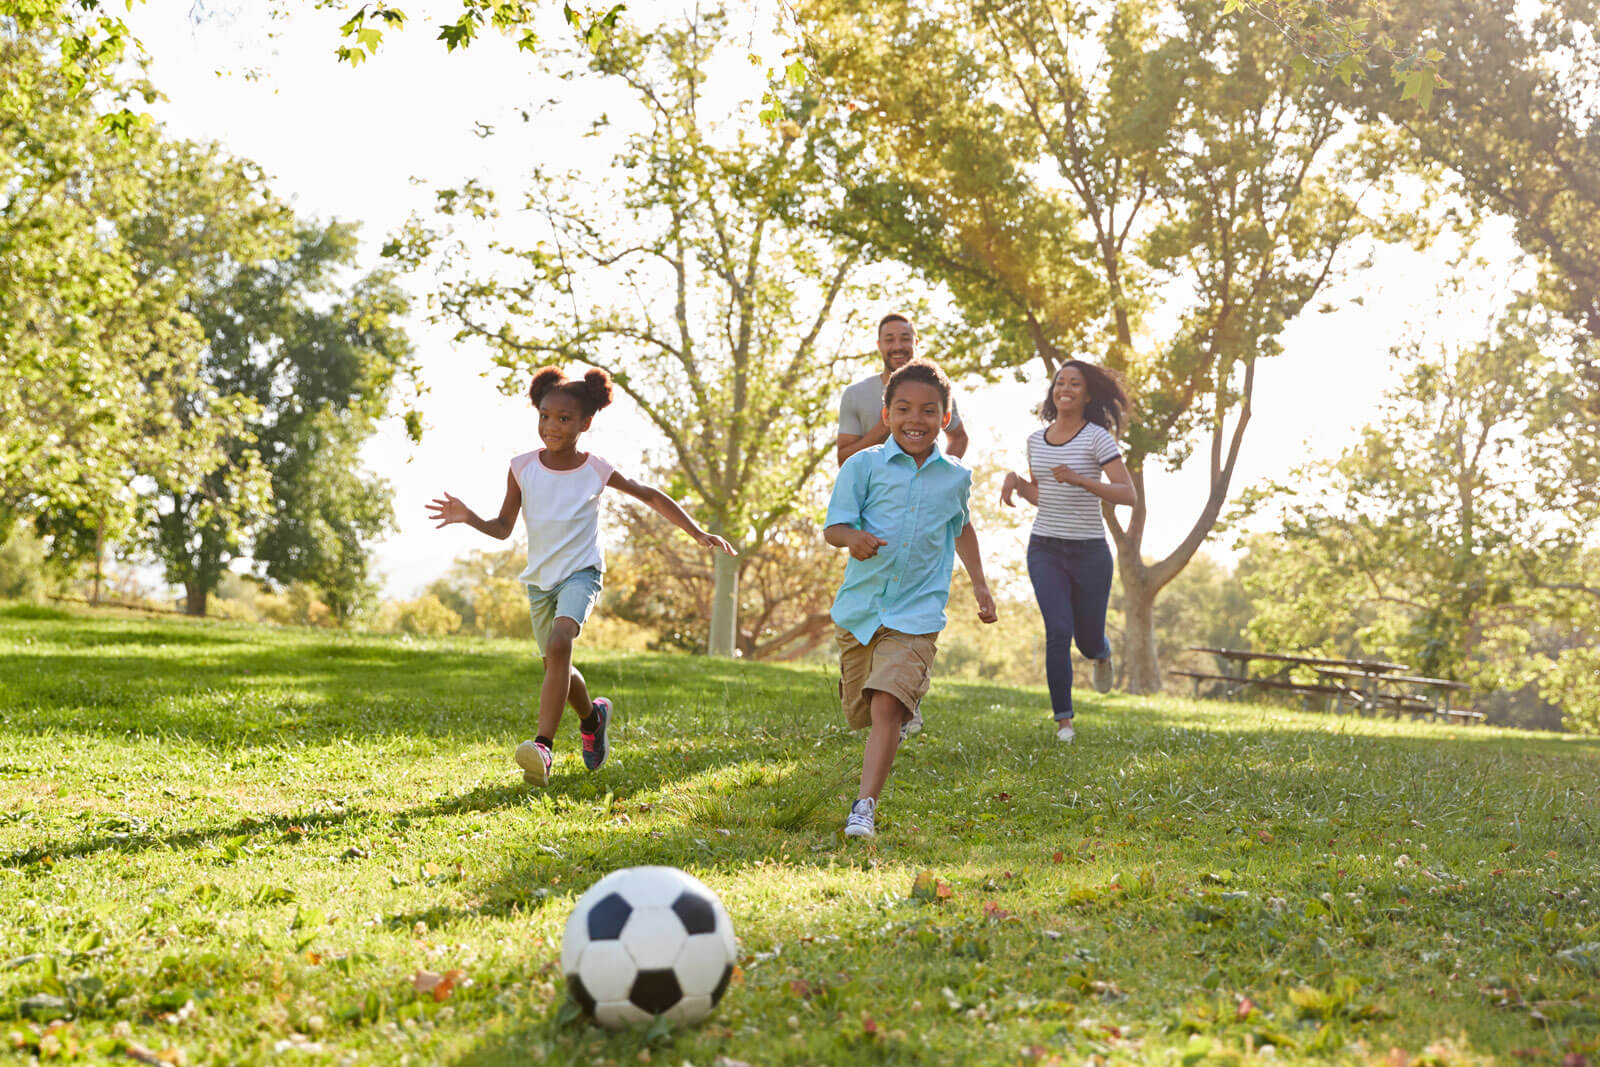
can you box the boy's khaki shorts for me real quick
[836,625,938,730]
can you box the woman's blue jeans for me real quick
[1026,534,1114,721]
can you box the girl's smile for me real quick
[538,392,591,455]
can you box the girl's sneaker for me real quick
[844,797,877,838]
[581,698,612,771]
[515,740,553,786]
[1056,721,1076,744]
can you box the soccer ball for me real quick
[561,865,737,1029]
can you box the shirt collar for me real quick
[882,434,948,468]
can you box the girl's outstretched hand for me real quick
[426,493,469,528]
[695,530,737,556]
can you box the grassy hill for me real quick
[2,605,1597,1064]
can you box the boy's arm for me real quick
[825,523,888,560]
[426,469,521,539]
[954,522,998,623]
[607,472,735,555]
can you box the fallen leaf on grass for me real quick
[1052,851,1064,863]
[411,969,465,1001]
[1236,996,1257,1021]
[909,870,954,903]
[1257,830,1274,844]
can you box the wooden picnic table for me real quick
[1172,647,1483,724]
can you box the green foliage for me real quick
[1,611,1598,1061]
[0,27,254,570]
[798,0,1411,689]
[0,526,51,602]
[1339,1,1600,340]
[392,8,881,648]
[390,592,464,637]
[1221,1,1451,108]
[1238,290,1600,731]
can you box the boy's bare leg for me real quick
[858,689,908,800]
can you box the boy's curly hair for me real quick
[883,357,952,413]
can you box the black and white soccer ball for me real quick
[561,865,737,1029]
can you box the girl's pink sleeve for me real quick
[590,454,616,485]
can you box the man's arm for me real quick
[942,421,969,459]
[836,421,891,466]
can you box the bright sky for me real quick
[120,1,1525,601]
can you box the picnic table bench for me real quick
[1173,647,1483,724]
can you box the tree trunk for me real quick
[707,552,739,657]
[184,581,208,617]
[92,514,104,606]
[1120,566,1162,694]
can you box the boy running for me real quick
[825,358,998,838]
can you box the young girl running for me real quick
[1000,360,1136,744]
[426,366,734,785]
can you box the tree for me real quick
[1,25,261,598]
[1318,0,1600,376]
[603,471,844,660]
[797,0,1405,691]
[154,219,417,620]
[1239,290,1600,730]
[390,8,879,656]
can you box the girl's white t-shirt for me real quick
[509,449,615,589]
[1026,423,1122,540]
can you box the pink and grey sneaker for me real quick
[581,698,612,771]
[514,739,553,786]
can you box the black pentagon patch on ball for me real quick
[586,892,632,941]
[629,969,683,1015]
[567,973,597,1017]
[671,890,718,936]
[710,963,733,1006]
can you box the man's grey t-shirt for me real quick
[836,373,963,437]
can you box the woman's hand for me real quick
[1051,464,1088,487]
[1000,472,1021,507]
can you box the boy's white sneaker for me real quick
[844,797,877,838]
[899,704,924,741]
[1056,721,1076,744]
[515,740,553,786]
[1093,654,1114,694]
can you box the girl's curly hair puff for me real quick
[528,366,615,418]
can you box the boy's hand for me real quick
[694,530,736,555]
[845,530,889,560]
[426,493,468,528]
[974,585,998,624]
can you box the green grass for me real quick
[2,610,1598,1065]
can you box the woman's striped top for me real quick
[1026,423,1122,540]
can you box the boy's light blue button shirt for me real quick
[826,437,972,645]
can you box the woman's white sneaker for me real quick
[1056,721,1076,744]
[1092,654,1114,693]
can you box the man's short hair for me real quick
[877,312,915,334]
